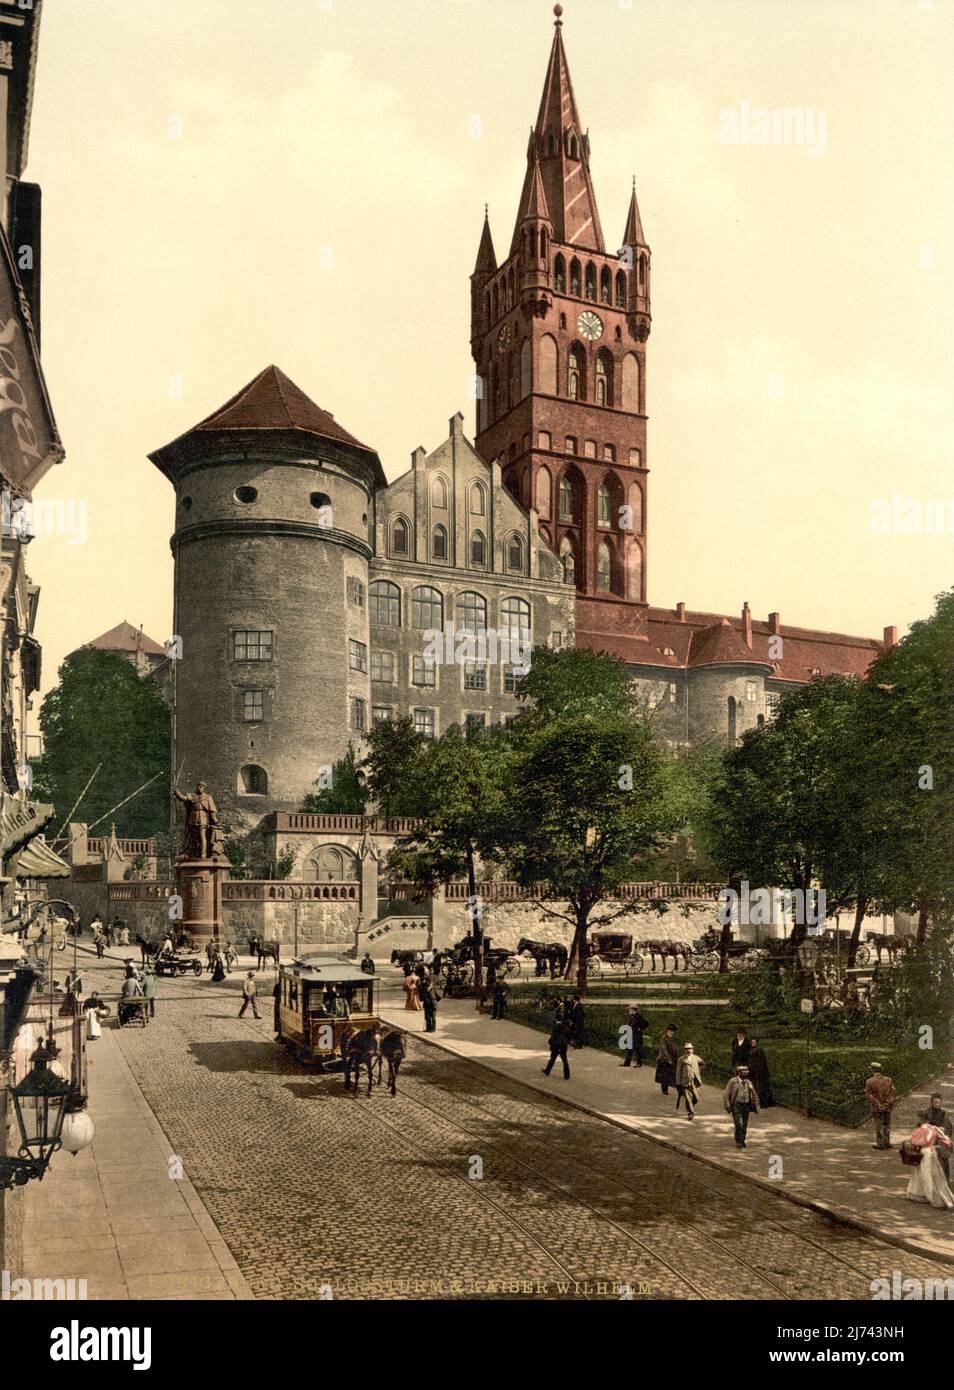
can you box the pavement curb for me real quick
[391,1018,954,1270]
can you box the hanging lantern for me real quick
[60,1109,95,1157]
[10,1035,72,1169]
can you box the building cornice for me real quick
[171,518,373,560]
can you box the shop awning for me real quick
[14,834,70,880]
[0,796,54,861]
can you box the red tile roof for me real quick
[189,365,374,452]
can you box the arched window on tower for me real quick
[585,263,597,301]
[621,353,639,413]
[492,283,499,320]
[596,541,613,593]
[491,363,500,422]
[638,254,647,290]
[536,465,552,519]
[470,530,486,567]
[520,338,532,399]
[547,132,557,157]
[568,133,579,160]
[507,269,515,308]
[540,228,548,260]
[559,475,574,521]
[554,254,566,292]
[432,524,448,561]
[570,259,581,296]
[505,352,514,411]
[239,764,268,796]
[506,534,525,573]
[595,352,611,407]
[727,696,738,746]
[528,228,537,260]
[597,483,611,527]
[600,266,612,305]
[615,271,627,308]
[627,540,643,601]
[568,344,584,400]
[559,536,576,586]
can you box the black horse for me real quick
[517,937,568,979]
[343,1026,381,1096]
[377,1029,406,1097]
[248,935,281,970]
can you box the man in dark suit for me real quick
[731,1027,751,1070]
[620,1005,650,1067]
[542,1016,571,1079]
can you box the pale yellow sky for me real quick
[22,0,954,697]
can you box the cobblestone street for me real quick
[67,954,954,1301]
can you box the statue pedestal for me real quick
[175,857,229,947]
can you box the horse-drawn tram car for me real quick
[277,959,381,1069]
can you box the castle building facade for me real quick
[147,12,891,838]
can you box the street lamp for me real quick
[796,938,819,1117]
[0,1033,72,1189]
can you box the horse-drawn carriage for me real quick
[154,952,203,978]
[688,928,765,972]
[585,933,643,978]
[445,935,520,987]
[277,958,406,1092]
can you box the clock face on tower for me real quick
[577,311,603,341]
[497,324,512,352]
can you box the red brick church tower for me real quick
[470,5,652,650]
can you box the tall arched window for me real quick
[615,271,627,308]
[390,518,409,558]
[570,259,581,296]
[628,481,643,535]
[547,132,557,157]
[431,475,447,508]
[369,580,401,627]
[621,353,639,413]
[727,696,738,746]
[600,266,612,304]
[536,465,552,519]
[559,476,574,520]
[432,524,448,561]
[595,352,609,407]
[539,334,558,395]
[597,542,612,592]
[502,596,531,644]
[554,254,566,292]
[468,481,486,515]
[638,254,647,289]
[585,263,597,301]
[568,344,584,400]
[412,585,443,630]
[540,228,548,260]
[520,338,532,398]
[597,483,611,527]
[491,363,500,422]
[627,539,643,601]
[492,283,499,320]
[569,133,579,160]
[456,591,487,634]
[470,530,486,567]
[506,270,514,308]
[528,228,537,259]
[239,764,268,795]
[506,535,525,572]
[559,536,576,585]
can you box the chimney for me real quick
[449,411,465,441]
[742,601,753,649]
[676,602,686,622]
[883,625,898,649]
[411,446,426,471]
[769,612,781,635]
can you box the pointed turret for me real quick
[472,207,497,277]
[509,150,552,255]
[622,178,648,250]
[520,7,605,252]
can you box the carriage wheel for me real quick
[192,960,202,976]
[504,958,521,978]
[458,961,474,986]
[629,954,645,975]
[854,943,871,967]
[586,956,602,979]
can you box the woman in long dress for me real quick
[905,1124,954,1210]
[403,968,422,1012]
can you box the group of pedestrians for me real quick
[206,939,238,981]
[649,1021,772,1146]
[402,964,440,1032]
[90,914,130,957]
[541,995,586,1079]
[864,1063,954,1212]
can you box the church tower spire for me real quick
[470,5,652,643]
[519,6,605,253]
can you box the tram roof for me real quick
[285,958,370,984]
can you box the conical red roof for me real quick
[190,365,373,452]
[688,619,769,668]
[85,621,165,657]
[622,181,647,249]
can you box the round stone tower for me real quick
[149,365,385,834]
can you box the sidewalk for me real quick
[380,975,954,1265]
[16,956,254,1301]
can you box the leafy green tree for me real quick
[32,649,170,837]
[492,709,673,992]
[515,644,634,722]
[864,589,954,938]
[706,675,886,962]
[300,744,368,814]
[360,716,432,819]
[374,725,509,996]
